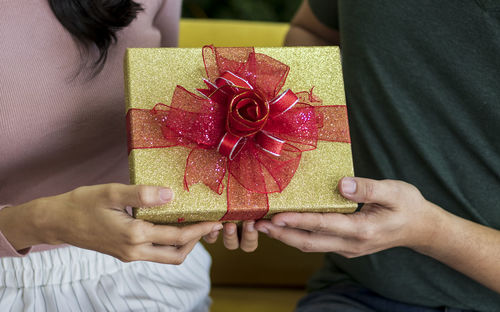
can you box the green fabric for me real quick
[308,0,339,30]
[307,0,500,311]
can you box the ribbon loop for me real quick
[270,89,298,116]
[255,131,285,156]
[216,71,253,90]
[217,132,246,160]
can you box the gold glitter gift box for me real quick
[125,46,356,224]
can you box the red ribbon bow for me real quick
[127,46,350,221]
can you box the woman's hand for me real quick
[254,177,443,256]
[203,221,259,253]
[0,184,222,264]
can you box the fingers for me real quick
[223,223,239,250]
[222,222,258,252]
[115,221,222,264]
[338,177,406,207]
[255,220,348,253]
[206,221,258,252]
[269,212,360,237]
[134,238,201,264]
[203,229,220,244]
[145,222,223,246]
[96,184,174,208]
[239,221,258,252]
[203,230,220,243]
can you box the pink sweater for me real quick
[0,0,181,257]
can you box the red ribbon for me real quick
[127,46,351,221]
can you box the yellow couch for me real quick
[179,19,325,312]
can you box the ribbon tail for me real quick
[126,108,180,154]
[315,106,351,143]
[220,174,269,221]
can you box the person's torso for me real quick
[0,0,169,205]
[309,1,500,310]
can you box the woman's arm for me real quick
[154,0,183,47]
[0,204,34,257]
[0,184,222,263]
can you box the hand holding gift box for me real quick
[126,46,355,223]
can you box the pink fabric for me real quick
[0,0,182,257]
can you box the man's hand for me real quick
[255,177,500,294]
[254,177,443,256]
[203,221,259,253]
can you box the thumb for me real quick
[338,177,398,207]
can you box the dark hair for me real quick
[48,0,143,77]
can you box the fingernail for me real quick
[245,221,255,232]
[273,221,286,227]
[342,177,357,195]
[159,188,173,203]
[257,226,269,234]
[226,225,236,235]
[213,224,223,232]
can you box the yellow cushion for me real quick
[179,19,289,47]
[210,287,305,312]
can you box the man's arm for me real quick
[417,200,500,294]
[256,178,500,295]
[285,0,340,46]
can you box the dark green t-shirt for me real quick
[308,0,500,310]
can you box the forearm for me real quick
[154,0,182,47]
[415,202,500,294]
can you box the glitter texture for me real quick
[125,47,356,223]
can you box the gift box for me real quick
[125,46,356,223]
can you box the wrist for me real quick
[0,201,44,250]
[408,200,451,254]
[30,196,66,246]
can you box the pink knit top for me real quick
[0,0,181,257]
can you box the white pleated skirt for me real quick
[0,243,212,312]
